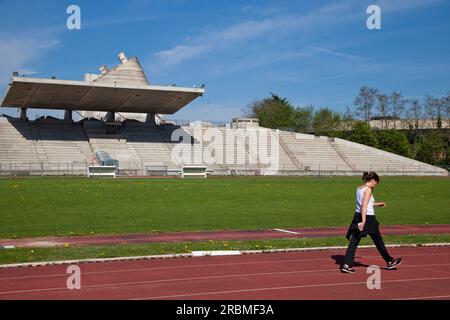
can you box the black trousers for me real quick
[343,226,393,266]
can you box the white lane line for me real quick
[393,294,450,300]
[134,276,450,300]
[2,262,450,297]
[274,228,300,235]
[1,252,450,282]
[0,268,340,296]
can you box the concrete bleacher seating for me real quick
[122,122,177,169]
[0,117,39,165]
[331,137,442,174]
[279,131,351,171]
[0,116,447,176]
[31,121,92,165]
[83,120,141,171]
[0,117,93,174]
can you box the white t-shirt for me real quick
[355,186,375,216]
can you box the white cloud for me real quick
[155,44,209,66]
[376,0,443,12]
[0,35,58,86]
[304,45,369,61]
[151,0,360,69]
[152,0,444,71]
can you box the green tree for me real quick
[312,107,342,134]
[293,106,314,133]
[245,93,297,129]
[348,121,378,147]
[375,130,410,157]
[416,131,446,165]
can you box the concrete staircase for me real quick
[278,131,352,171]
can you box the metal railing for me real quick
[0,162,447,177]
[165,119,229,128]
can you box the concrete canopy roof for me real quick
[1,77,205,114]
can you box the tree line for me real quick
[245,89,450,166]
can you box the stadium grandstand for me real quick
[0,52,447,177]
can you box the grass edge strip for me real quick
[1,242,449,269]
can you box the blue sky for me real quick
[0,0,449,121]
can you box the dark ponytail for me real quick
[362,171,380,183]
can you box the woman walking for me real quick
[341,172,402,273]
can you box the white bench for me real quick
[87,165,116,178]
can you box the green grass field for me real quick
[0,176,449,239]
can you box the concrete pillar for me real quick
[105,112,115,122]
[64,110,73,121]
[20,108,27,122]
[145,113,156,126]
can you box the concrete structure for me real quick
[0,52,447,177]
[368,118,450,130]
[1,52,204,121]
[232,118,259,129]
[1,77,204,115]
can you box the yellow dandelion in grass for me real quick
[30,250,34,254]
[64,243,70,248]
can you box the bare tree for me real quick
[343,105,355,130]
[443,92,450,128]
[406,98,423,130]
[425,95,441,129]
[389,91,407,129]
[376,93,390,129]
[354,86,379,124]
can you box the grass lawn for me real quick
[0,176,449,239]
[1,234,449,265]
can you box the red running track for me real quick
[0,246,450,300]
[1,224,449,248]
